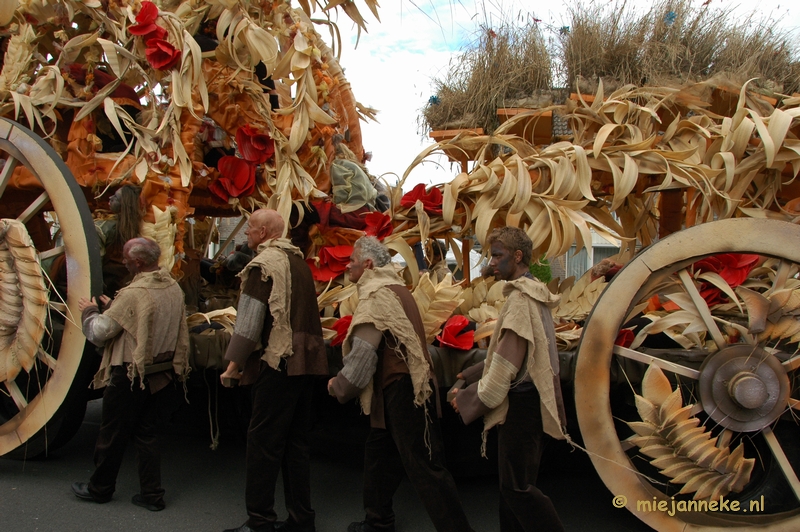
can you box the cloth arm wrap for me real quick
[82,308,123,346]
[341,336,378,389]
[477,354,519,409]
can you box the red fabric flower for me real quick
[145,39,182,71]
[436,315,475,350]
[307,245,353,282]
[236,124,275,164]
[693,253,760,307]
[330,315,353,347]
[208,156,256,202]
[400,183,443,215]
[129,2,168,43]
[614,328,634,348]
[364,212,393,240]
[313,200,369,230]
[66,64,139,103]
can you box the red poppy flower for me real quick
[208,156,256,202]
[236,124,275,164]
[693,253,759,307]
[400,183,443,215]
[694,254,760,288]
[145,39,182,71]
[436,315,475,350]
[330,315,353,347]
[614,328,634,348]
[307,245,353,282]
[313,200,369,230]
[364,211,393,240]
[129,2,168,43]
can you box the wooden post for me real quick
[659,189,683,238]
[462,238,471,284]
[202,217,216,259]
[213,216,247,260]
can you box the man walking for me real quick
[220,209,327,532]
[73,237,189,511]
[452,226,567,532]
[328,236,474,532]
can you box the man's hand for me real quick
[220,361,241,386]
[99,295,112,308]
[78,297,99,313]
[450,388,459,414]
[327,377,335,396]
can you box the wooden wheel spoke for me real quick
[0,156,18,199]
[790,398,800,412]
[37,348,57,370]
[613,345,701,379]
[48,300,67,314]
[3,380,28,411]
[17,190,50,224]
[38,245,64,261]
[678,268,727,350]
[763,427,800,503]
[784,356,800,373]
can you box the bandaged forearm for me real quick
[341,336,378,389]
[477,354,519,409]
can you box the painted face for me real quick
[109,189,122,213]
[244,218,264,250]
[488,241,518,281]
[346,252,367,283]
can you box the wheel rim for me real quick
[575,218,800,530]
[0,119,101,456]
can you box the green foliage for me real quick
[530,256,552,283]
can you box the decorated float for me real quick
[1,0,800,530]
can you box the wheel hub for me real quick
[699,344,790,432]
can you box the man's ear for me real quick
[364,258,375,270]
[514,250,523,263]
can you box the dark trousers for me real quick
[89,366,166,504]
[245,362,316,530]
[497,388,565,532]
[363,375,472,532]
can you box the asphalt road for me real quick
[1,383,651,532]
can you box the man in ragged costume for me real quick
[328,236,474,532]
[73,237,190,511]
[451,226,567,532]
[220,209,327,532]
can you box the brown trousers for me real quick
[89,366,171,504]
[497,387,565,532]
[245,361,316,530]
[362,375,473,532]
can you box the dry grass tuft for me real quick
[421,0,800,134]
[421,19,553,134]
[562,0,800,95]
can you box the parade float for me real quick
[2,0,800,530]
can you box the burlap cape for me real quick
[482,276,566,440]
[93,268,189,389]
[238,238,304,370]
[343,264,432,414]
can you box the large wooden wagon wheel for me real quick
[576,218,800,530]
[0,119,102,458]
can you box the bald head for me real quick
[246,209,285,249]
[122,237,161,274]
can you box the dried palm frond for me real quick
[625,365,754,501]
[412,272,465,343]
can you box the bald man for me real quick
[220,209,327,532]
[73,237,189,512]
